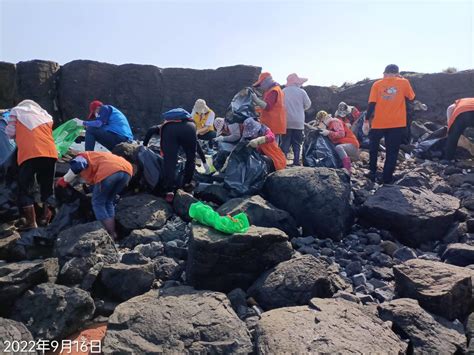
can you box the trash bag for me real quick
[413,137,447,159]
[351,112,370,148]
[226,87,258,124]
[223,141,269,196]
[189,201,249,234]
[137,146,163,191]
[302,130,342,168]
[53,119,85,158]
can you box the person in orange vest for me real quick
[364,64,416,184]
[315,111,360,175]
[5,100,58,230]
[445,98,474,160]
[242,118,286,171]
[56,151,133,240]
[251,72,286,145]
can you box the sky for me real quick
[0,0,473,86]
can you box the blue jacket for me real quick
[84,105,133,140]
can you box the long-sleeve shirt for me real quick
[282,86,311,130]
[221,122,241,143]
[83,105,113,128]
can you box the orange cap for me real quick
[252,72,272,87]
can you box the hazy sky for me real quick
[0,0,473,86]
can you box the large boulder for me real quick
[115,194,172,232]
[0,61,17,108]
[442,243,474,266]
[16,60,60,118]
[263,167,353,240]
[394,259,474,320]
[0,258,59,316]
[187,224,293,292]
[360,186,460,247]
[0,317,36,352]
[54,221,119,285]
[12,283,95,340]
[378,298,467,354]
[103,286,252,354]
[99,263,155,301]
[217,195,300,239]
[248,255,349,310]
[254,299,407,354]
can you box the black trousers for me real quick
[369,127,404,183]
[18,157,56,207]
[281,129,304,164]
[445,111,474,160]
[161,121,197,192]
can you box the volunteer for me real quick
[6,100,57,229]
[334,102,361,127]
[251,72,287,144]
[364,64,416,184]
[192,99,216,144]
[213,117,242,171]
[315,111,360,174]
[445,98,474,160]
[282,73,312,165]
[74,100,133,151]
[56,151,133,240]
[242,118,286,171]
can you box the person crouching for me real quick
[56,152,133,240]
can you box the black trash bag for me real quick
[224,141,270,197]
[226,87,258,124]
[413,137,447,159]
[137,146,163,192]
[351,112,370,149]
[302,130,342,168]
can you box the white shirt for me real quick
[283,86,312,130]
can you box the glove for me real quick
[56,177,70,188]
[247,136,267,148]
[362,120,370,135]
[72,118,84,126]
[214,136,225,142]
[320,129,330,136]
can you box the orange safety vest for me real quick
[78,151,133,185]
[259,141,287,170]
[448,98,474,131]
[16,121,57,165]
[260,86,287,135]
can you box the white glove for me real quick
[247,136,266,148]
[362,120,370,135]
[72,118,84,126]
[345,123,352,129]
[214,136,225,142]
[320,129,330,136]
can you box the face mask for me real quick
[95,112,99,118]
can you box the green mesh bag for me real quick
[53,119,84,158]
[189,201,250,234]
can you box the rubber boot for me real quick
[18,205,38,231]
[101,218,118,241]
[342,156,352,175]
[38,203,54,226]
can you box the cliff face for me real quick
[0,59,472,134]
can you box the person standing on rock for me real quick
[281,73,312,166]
[445,98,474,160]
[74,100,133,152]
[5,100,58,230]
[251,72,287,145]
[315,110,360,174]
[56,151,133,240]
[364,64,415,183]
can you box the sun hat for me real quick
[193,99,210,114]
[286,73,308,87]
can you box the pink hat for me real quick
[286,73,308,87]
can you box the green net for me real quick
[189,201,250,234]
[53,120,84,158]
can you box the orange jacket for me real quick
[448,98,474,131]
[260,141,287,170]
[16,121,57,165]
[260,86,287,135]
[327,118,360,148]
[78,152,133,185]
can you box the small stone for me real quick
[345,261,362,276]
[380,240,398,256]
[368,278,388,289]
[467,219,474,233]
[372,267,394,281]
[352,273,367,287]
[292,236,315,248]
[121,251,151,265]
[367,233,381,245]
[134,242,164,259]
[373,288,394,302]
[298,246,319,257]
[357,293,375,304]
[320,248,334,257]
[373,253,394,267]
[332,291,360,303]
[393,246,418,262]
